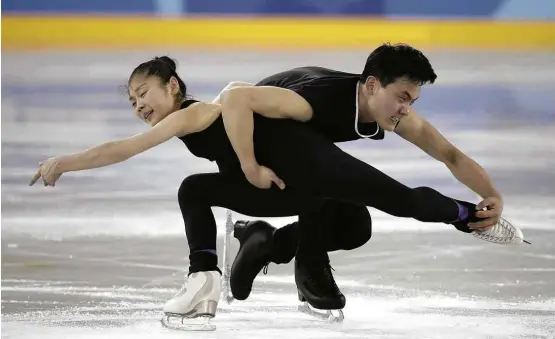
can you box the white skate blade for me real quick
[298,302,344,323]
[161,314,216,331]
[221,209,235,304]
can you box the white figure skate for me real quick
[161,270,221,331]
[471,216,530,245]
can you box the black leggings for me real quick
[251,118,459,223]
[179,173,372,262]
[178,117,462,263]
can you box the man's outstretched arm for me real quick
[395,110,502,229]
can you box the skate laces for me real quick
[308,262,339,294]
[174,273,193,297]
[472,217,521,244]
[262,262,270,275]
[324,264,340,293]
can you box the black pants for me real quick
[179,172,373,265]
[179,117,463,268]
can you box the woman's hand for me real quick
[30,157,64,187]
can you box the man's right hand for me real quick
[243,164,286,190]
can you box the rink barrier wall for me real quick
[3,16,555,51]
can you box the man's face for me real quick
[366,77,420,131]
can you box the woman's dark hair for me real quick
[128,56,190,101]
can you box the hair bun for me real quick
[154,56,177,71]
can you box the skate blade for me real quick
[161,314,216,331]
[471,218,530,245]
[298,302,344,323]
[221,210,235,304]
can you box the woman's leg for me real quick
[178,172,321,272]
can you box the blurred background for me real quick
[1,2,555,338]
[3,0,555,49]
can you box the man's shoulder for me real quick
[256,67,360,88]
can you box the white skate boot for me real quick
[471,216,530,245]
[161,270,221,331]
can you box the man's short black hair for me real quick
[361,43,437,87]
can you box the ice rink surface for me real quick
[2,50,555,338]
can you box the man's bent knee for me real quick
[343,225,372,250]
[341,213,372,250]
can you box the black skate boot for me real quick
[230,220,276,300]
[295,254,345,310]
